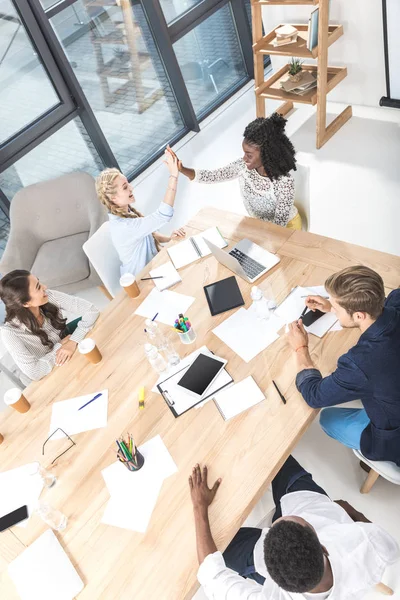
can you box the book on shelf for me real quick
[272,34,297,47]
[307,6,319,51]
[273,24,298,47]
[280,71,317,95]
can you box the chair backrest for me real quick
[82,222,121,298]
[293,164,310,231]
[8,172,104,244]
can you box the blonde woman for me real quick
[95,149,185,276]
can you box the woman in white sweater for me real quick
[0,270,99,382]
[169,113,301,229]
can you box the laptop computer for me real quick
[204,238,280,283]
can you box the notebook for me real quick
[214,376,265,420]
[149,261,181,291]
[8,529,84,600]
[167,226,227,269]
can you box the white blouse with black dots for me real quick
[194,158,296,227]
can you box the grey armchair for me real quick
[0,172,107,293]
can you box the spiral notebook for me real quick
[167,226,227,269]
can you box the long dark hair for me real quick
[0,270,67,349]
[243,113,297,180]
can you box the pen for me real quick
[272,380,287,405]
[78,392,102,411]
[299,306,308,319]
[141,276,164,280]
[152,313,158,321]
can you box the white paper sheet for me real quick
[8,529,84,600]
[101,435,177,533]
[275,286,338,337]
[212,307,283,363]
[167,227,227,269]
[49,389,108,439]
[134,289,195,326]
[149,261,182,291]
[0,463,44,528]
[214,376,265,420]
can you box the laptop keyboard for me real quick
[229,248,266,279]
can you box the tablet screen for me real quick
[177,354,225,397]
[204,276,244,316]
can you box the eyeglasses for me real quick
[42,428,76,464]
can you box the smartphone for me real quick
[302,308,325,327]
[0,505,29,532]
[177,353,227,399]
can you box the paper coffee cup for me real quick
[4,388,31,413]
[120,273,140,299]
[78,338,102,364]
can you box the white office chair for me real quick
[353,449,400,494]
[82,222,122,299]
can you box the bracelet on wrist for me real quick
[295,345,308,352]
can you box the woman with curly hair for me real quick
[169,113,300,229]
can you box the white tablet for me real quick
[176,353,228,399]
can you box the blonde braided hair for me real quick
[95,168,160,251]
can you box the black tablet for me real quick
[203,276,245,316]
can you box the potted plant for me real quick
[288,58,303,83]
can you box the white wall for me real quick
[262,0,386,107]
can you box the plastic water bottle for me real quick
[251,286,270,320]
[144,343,168,374]
[145,320,180,367]
[36,502,67,531]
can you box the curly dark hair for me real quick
[263,520,325,593]
[243,113,296,181]
[0,270,67,349]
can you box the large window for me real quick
[0,0,262,250]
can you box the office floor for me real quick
[1,86,400,597]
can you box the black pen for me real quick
[272,380,287,405]
[299,306,308,319]
[141,276,164,280]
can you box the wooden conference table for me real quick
[1,208,400,599]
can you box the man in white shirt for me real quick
[189,455,399,599]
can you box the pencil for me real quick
[141,276,164,280]
[272,380,287,405]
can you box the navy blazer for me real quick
[296,289,400,465]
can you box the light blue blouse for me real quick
[108,202,174,276]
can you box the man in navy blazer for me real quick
[287,265,400,466]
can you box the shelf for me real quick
[252,0,318,4]
[254,24,343,59]
[256,64,347,106]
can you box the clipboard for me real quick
[157,358,233,418]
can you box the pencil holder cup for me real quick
[177,326,196,345]
[118,448,145,472]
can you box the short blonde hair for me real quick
[325,265,385,318]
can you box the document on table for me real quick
[214,376,265,420]
[49,389,108,439]
[275,285,338,337]
[0,463,44,528]
[101,435,177,533]
[8,529,84,600]
[134,288,195,325]
[149,261,181,291]
[212,307,284,363]
[167,226,227,269]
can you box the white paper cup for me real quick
[120,273,140,298]
[78,338,102,364]
[4,388,31,413]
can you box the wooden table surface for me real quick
[1,208,399,600]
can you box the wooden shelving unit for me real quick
[251,0,352,148]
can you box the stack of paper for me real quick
[134,288,195,326]
[275,286,338,337]
[101,435,177,533]
[149,261,181,291]
[8,529,84,600]
[49,389,109,438]
[212,307,284,363]
[0,463,44,527]
[214,376,265,420]
[167,226,227,269]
